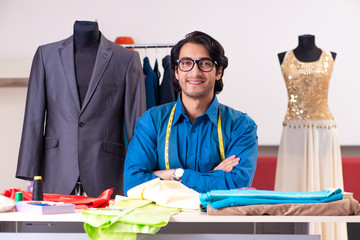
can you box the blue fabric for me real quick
[124,94,258,195]
[143,57,158,109]
[159,55,177,104]
[199,188,343,211]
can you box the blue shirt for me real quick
[123,95,258,194]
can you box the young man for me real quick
[124,31,258,194]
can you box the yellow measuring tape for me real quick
[165,104,225,170]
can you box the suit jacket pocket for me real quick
[103,141,125,155]
[98,83,119,91]
[44,138,59,149]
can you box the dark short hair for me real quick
[170,31,228,94]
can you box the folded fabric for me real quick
[200,188,343,211]
[83,198,179,240]
[207,198,360,216]
[0,195,15,212]
[127,178,200,211]
[2,188,112,209]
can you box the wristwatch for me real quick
[173,168,184,181]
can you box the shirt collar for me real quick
[206,96,220,126]
[172,93,219,126]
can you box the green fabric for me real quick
[83,199,179,240]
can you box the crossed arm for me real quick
[152,155,240,180]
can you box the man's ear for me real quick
[216,66,223,81]
[175,66,179,80]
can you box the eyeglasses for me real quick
[177,58,217,72]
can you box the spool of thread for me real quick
[32,176,44,201]
[15,192,23,202]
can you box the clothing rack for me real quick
[121,44,175,49]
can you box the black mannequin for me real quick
[73,20,100,44]
[278,34,336,65]
[73,21,100,195]
[73,20,100,106]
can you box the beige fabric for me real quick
[207,198,360,216]
[0,195,15,212]
[275,120,343,192]
[127,178,200,211]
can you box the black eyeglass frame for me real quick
[176,58,218,72]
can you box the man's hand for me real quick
[213,155,240,172]
[152,169,175,180]
[152,156,240,179]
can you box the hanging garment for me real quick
[153,59,161,105]
[143,57,158,109]
[16,34,146,197]
[159,55,177,104]
[274,49,345,240]
[153,58,161,83]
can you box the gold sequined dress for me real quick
[274,49,345,240]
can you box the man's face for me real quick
[175,43,222,102]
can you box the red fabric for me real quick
[252,156,360,201]
[2,188,113,209]
[342,157,360,201]
[252,156,277,190]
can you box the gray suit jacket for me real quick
[16,34,146,197]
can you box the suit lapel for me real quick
[59,37,81,112]
[80,35,113,114]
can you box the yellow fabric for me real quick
[127,178,200,211]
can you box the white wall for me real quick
[1,0,360,190]
[0,88,28,191]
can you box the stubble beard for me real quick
[181,77,215,100]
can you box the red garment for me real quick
[2,188,113,209]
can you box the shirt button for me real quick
[79,122,85,127]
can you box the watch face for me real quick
[174,168,184,181]
[175,168,184,179]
